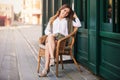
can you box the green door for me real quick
[99,0,120,80]
[74,0,99,74]
[74,0,89,69]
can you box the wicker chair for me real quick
[37,27,81,77]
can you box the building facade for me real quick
[41,0,120,80]
[20,0,42,24]
[0,3,14,26]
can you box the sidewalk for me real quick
[17,25,102,80]
[0,25,102,80]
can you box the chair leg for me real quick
[37,55,41,73]
[70,52,82,72]
[60,55,64,69]
[56,54,59,77]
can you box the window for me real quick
[103,0,112,23]
[74,0,87,29]
[102,0,120,33]
[80,0,87,28]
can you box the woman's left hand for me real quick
[73,12,78,18]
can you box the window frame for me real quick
[74,0,87,29]
[100,0,120,33]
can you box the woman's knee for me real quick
[47,34,54,40]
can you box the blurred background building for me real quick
[20,0,42,24]
[0,0,42,26]
[0,4,14,26]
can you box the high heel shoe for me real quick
[49,58,55,66]
[38,68,50,77]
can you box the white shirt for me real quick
[45,17,81,36]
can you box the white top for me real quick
[45,17,81,36]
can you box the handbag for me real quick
[55,33,65,40]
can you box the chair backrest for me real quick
[56,27,78,55]
[67,27,78,48]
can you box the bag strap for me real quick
[67,18,73,34]
[50,23,53,33]
[67,18,73,45]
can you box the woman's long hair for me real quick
[49,4,74,25]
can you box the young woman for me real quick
[39,4,81,77]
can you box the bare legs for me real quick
[39,34,55,77]
[47,34,55,59]
[44,43,50,71]
[44,34,55,70]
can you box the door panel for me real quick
[74,0,89,68]
[99,0,120,79]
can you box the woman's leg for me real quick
[44,43,50,70]
[39,35,55,76]
[39,43,50,77]
[47,34,55,58]
[44,34,55,70]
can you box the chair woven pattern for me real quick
[39,48,45,56]
[58,40,66,53]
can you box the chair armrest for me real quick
[39,35,47,44]
[56,27,78,54]
[56,33,73,49]
[57,27,78,44]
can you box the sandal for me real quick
[38,68,50,77]
[49,58,55,66]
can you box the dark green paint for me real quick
[41,0,120,79]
